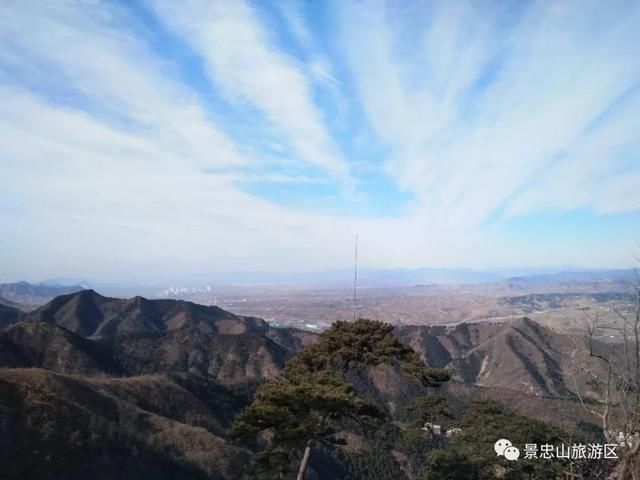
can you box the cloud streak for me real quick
[0,0,639,282]
[145,0,350,181]
[339,0,640,228]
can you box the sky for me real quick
[1,0,639,282]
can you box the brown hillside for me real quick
[397,317,611,398]
[0,368,251,479]
[26,290,268,338]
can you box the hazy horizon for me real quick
[2,264,638,289]
[1,0,639,281]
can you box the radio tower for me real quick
[353,234,358,321]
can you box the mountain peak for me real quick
[25,291,269,338]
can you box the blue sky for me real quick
[0,0,639,281]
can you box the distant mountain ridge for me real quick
[150,267,636,292]
[0,281,87,308]
[0,296,24,309]
[505,269,637,285]
[2,268,633,301]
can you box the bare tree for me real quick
[575,274,640,480]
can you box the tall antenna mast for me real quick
[353,234,358,321]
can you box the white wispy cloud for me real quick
[0,0,638,282]
[145,0,350,181]
[0,0,354,279]
[4,1,252,168]
[339,0,640,229]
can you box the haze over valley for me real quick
[2,266,637,340]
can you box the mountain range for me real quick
[0,290,316,381]
[151,267,636,289]
[3,268,634,300]
[0,290,612,478]
[0,281,87,309]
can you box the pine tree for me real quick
[233,319,450,479]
